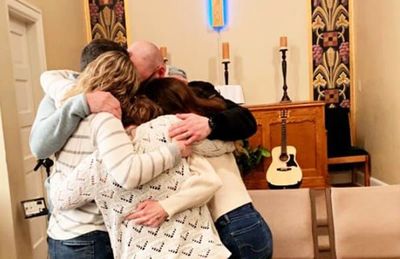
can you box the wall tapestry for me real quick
[311,0,350,108]
[85,0,128,48]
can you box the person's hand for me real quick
[86,91,122,119]
[169,113,211,145]
[175,140,192,158]
[125,200,168,228]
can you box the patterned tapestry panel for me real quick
[87,0,128,48]
[311,0,350,108]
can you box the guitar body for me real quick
[266,145,302,189]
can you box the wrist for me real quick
[85,93,94,114]
[158,200,173,218]
[79,94,91,116]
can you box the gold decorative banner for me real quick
[84,0,128,47]
[311,0,350,109]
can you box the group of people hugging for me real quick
[29,39,273,259]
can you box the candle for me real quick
[160,46,168,60]
[222,42,230,60]
[280,36,288,49]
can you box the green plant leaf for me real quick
[234,139,270,175]
[260,148,270,157]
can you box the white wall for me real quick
[127,0,311,105]
[25,0,87,71]
[0,109,17,259]
[0,0,88,257]
[0,1,19,257]
[354,0,400,184]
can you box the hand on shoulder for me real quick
[86,91,122,119]
[169,113,211,145]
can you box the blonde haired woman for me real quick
[47,50,186,259]
[47,73,234,257]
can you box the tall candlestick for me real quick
[160,46,168,63]
[279,39,291,102]
[222,42,230,60]
[221,42,230,85]
[280,36,288,49]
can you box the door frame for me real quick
[0,0,47,258]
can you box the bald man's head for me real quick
[128,41,165,82]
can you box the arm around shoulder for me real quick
[40,70,78,105]
[208,99,257,141]
[158,154,222,218]
[30,94,90,159]
[188,81,257,141]
[90,113,181,190]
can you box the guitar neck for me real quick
[281,117,287,154]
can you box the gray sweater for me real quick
[30,94,90,159]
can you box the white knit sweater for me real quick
[50,114,233,259]
[47,112,180,240]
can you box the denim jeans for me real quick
[215,203,273,259]
[48,231,113,259]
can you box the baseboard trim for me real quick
[370,176,388,186]
[330,171,388,186]
[355,171,388,186]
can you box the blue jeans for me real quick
[215,203,273,259]
[48,231,113,259]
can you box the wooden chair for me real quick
[327,155,370,186]
[325,107,370,186]
[310,189,335,258]
[328,186,400,258]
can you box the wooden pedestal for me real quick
[243,101,328,189]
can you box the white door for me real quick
[8,9,47,259]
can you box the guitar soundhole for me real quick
[279,153,289,162]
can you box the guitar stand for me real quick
[268,181,302,190]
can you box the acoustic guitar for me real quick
[266,109,302,189]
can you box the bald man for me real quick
[126,40,256,146]
[128,41,166,82]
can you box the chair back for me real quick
[249,189,315,259]
[330,185,400,258]
[325,107,352,157]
